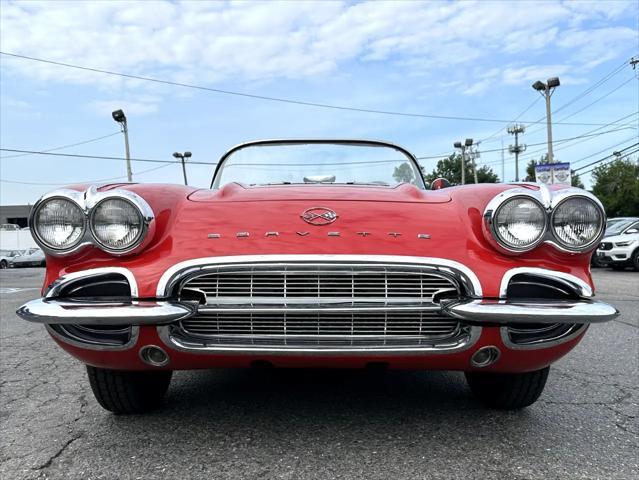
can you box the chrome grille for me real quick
[174,262,463,348]
[180,264,459,303]
[180,311,459,338]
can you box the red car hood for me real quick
[188,182,451,203]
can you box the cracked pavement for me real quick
[1,268,637,479]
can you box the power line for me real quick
[551,76,637,125]
[511,111,638,162]
[573,142,639,171]
[479,97,541,143]
[0,51,630,127]
[0,148,208,165]
[553,60,630,115]
[3,120,635,168]
[0,132,121,159]
[579,148,639,176]
[480,59,633,143]
[0,162,175,186]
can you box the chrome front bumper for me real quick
[16,299,194,325]
[442,299,619,324]
[17,296,618,326]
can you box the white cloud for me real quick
[0,0,635,95]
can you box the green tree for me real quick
[591,157,639,217]
[393,162,417,184]
[423,154,499,185]
[524,154,584,188]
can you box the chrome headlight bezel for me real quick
[88,195,152,255]
[483,186,606,255]
[483,191,548,254]
[548,192,606,253]
[29,186,155,257]
[29,190,90,255]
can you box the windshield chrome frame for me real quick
[210,139,426,189]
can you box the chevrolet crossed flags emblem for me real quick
[300,207,338,226]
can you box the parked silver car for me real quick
[9,248,46,268]
[0,249,24,269]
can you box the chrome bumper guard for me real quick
[443,299,618,324]
[17,298,194,326]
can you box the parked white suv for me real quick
[596,226,639,271]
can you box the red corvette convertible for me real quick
[17,139,618,413]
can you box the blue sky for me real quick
[1,0,637,205]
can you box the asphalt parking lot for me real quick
[0,268,637,479]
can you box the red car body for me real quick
[17,139,617,412]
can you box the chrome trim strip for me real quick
[499,267,593,298]
[156,324,482,355]
[443,299,618,324]
[17,298,194,325]
[156,255,483,298]
[500,324,588,350]
[195,305,443,313]
[45,324,140,352]
[45,267,139,298]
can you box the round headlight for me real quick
[551,197,603,250]
[34,198,85,250]
[493,197,546,251]
[90,198,145,251]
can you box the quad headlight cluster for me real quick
[30,187,154,256]
[484,188,605,254]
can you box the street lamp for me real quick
[453,138,474,185]
[112,109,132,182]
[532,77,560,163]
[173,151,192,186]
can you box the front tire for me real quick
[465,367,549,410]
[632,249,639,271]
[87,366,172,414]
[0,260,7,269]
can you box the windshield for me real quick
[605,219,637,236]
[212,141,425,189]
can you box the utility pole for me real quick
[453,138,474,185]
[469,142,480,184]
[508,124,526,182]
[112,109,132,182]
[173,151,192,186]
[532,77,560,163]
[501,137,505,182]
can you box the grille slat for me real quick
[177,263,462,348]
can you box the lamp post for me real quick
[112,109,132,182]
[173,151,192,186]
[532,77,560,163]
[453,138,474,185]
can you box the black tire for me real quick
[465,366,549,410]
[86,366,172,414]
[632,249,639,272]
[0,260,7,269]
